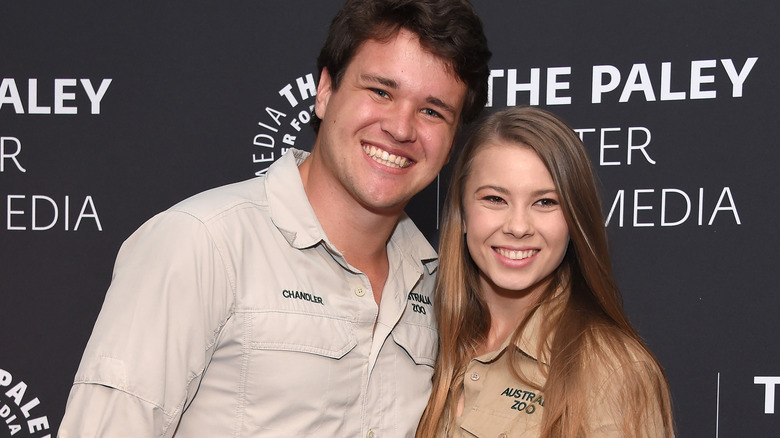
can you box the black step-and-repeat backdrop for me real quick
[1,1,778,436]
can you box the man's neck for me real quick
[298,154,402,303]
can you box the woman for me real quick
[417,106,674,437]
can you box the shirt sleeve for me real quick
[58,210,234,437]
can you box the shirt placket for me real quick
[360,249,421,438]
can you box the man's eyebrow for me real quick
[361,74,398,89]
[360,74,458,117]
[426,96,457,116]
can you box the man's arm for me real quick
[59,210,233,437]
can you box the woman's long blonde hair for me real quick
[417,106,674,437]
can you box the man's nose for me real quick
[381,103,417,143]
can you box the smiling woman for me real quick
[417,106,676,438]
[462,143,570,303]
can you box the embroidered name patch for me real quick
[407,292,432,315]
[282,289,324,305]
[501,387,544,414]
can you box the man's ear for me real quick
[315,67,333,120]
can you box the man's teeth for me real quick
[495,248,538,260]
[363,145,411,168]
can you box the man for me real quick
[58,0,490,436]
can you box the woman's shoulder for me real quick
[584,323,665,382]
[582,325,675,436]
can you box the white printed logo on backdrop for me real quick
[0,367,52,437]
[1,78,109,232]
[250,73,318,176]
[486,57,757,229]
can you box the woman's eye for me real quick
[536,198,559,207]
[482,195,505,204]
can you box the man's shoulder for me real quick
[392,214,438,273]
[165,150,307,224]
[168,177,270,223]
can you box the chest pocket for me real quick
[249,311,356,356]
[460,406,538,438]
[242,311,357,434]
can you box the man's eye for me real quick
[372,89,388,98]
[422,108,442,118]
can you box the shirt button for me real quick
[367,430,375,438]
[470,371,480,381]
[354,287,366,297]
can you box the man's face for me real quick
[313,29,467,214]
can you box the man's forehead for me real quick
[352,28,460,80]
[349,32,465,98]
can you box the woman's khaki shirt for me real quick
[453,296,668,438]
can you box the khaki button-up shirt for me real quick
[455,311,547,438]
[59,149,439,437]
[454,294,668,438]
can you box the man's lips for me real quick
[363,144,412,169]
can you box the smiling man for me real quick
[58,1,490,437]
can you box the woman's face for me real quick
[462,141,570,299]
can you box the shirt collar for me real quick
[474,287,568,366]
[265,148,438,275]
[515,287,568,365]
[266,149,324,249]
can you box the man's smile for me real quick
[363,144,412,169]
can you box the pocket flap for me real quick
[392,322,438,366]
[249,312,357,359]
